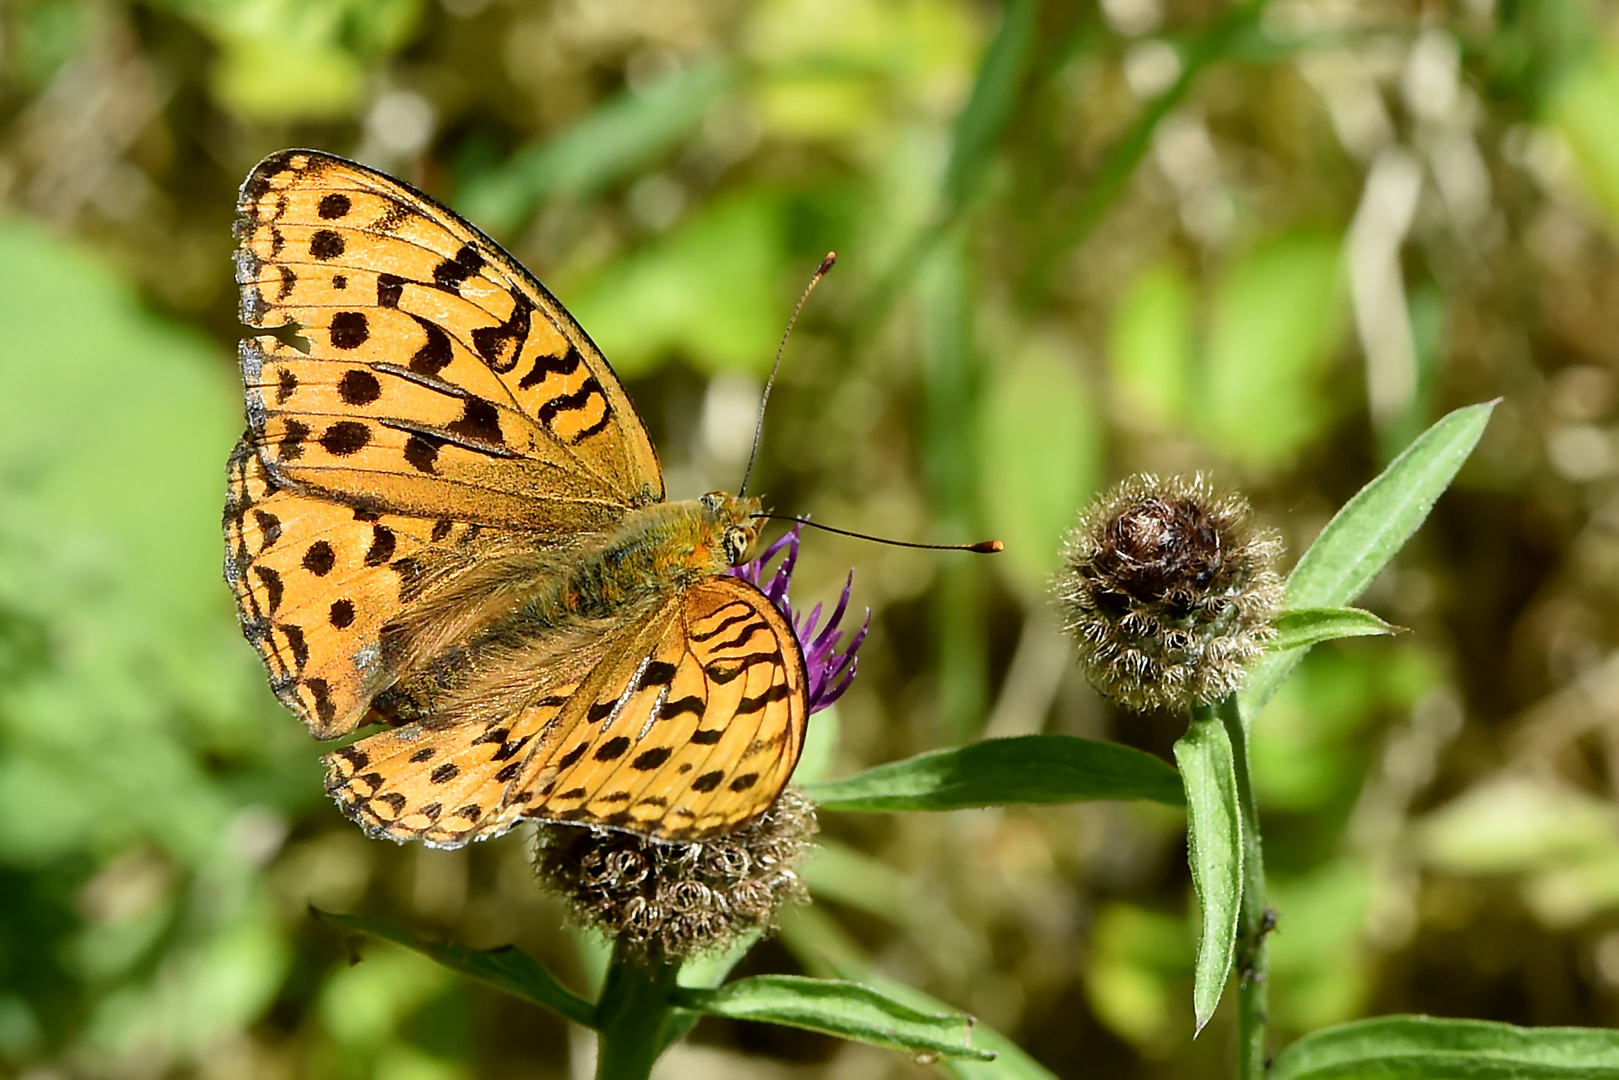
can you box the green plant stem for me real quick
[1218,694,1269,1079]
[592,942,681,1080]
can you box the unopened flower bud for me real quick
[1053,474,1283,712]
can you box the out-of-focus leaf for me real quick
[1266,861,1375,1033]
[978,336,1101,597]
[673,975,995,1061]
[803,735,1186,812]
[1550,52,1619,234]
[1083,903,1193,1049]
[943,0,1039,209]
[1416,777,1619,877]
[458,60,734,234]
[1270,1015,1619,1080]
[1173,715,1242,1035]
[1241,401,1496,719]
[1110,262,1194,427]
[799,841,913,922]
[0,222,269,866]
[1270,607,1401,651]
[314,909,596,1027]
[156,0,424,121]
[563,192,784,377]
[1198,230,1346,466]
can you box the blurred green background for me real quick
[4,0,1619,1076]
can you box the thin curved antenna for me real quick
[739,252,837,497]
[753,513,1003,553]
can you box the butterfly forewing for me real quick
[229,149,814,848]
[235,149,663,529]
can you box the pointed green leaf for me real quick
[1270,607,1402,652]
[673,975,995,1061]
[457,60,734,234]
[1173,716,1242,1034]
[312,908,596,1027]
[1271,1015,1619,1080]
[943,0,1040,209]
[1242,401,1496,718]
[802,735,1185,813]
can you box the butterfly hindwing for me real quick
[515,576,808,842]
[234,148,663,533]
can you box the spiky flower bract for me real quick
[1054,474,1283,712]
[534,525,862,960]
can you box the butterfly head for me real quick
[698,491,764,567]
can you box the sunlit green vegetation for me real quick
[5,0,1619,1076]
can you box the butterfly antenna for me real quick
[739,252,837,497]
[753,514,1003,554]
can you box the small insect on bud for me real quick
[533,789,817,961]
[1053,473,1283,712]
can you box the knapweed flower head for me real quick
[1053,474,1283,712]
[534,524,864,960]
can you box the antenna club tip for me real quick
[973,540,1005,554]
[817,252,837,275]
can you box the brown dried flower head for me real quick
[1053,473,1283,712]
[533,788,817,961]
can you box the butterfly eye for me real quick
[721,526,751,566]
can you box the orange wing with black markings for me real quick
[234,148,662,532]
[321,576,808,845]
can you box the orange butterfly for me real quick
[223,149,826,847]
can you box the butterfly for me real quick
[223,149,807,847]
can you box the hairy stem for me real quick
[593,942,681,1080]
[1220,694,1269,1079]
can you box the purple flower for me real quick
[730,523,868,714]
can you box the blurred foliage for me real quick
[7,0,1619,1077]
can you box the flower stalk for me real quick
[1217,694,1269,1080]
[592,940,681,1080]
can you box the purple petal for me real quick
[728,523,867,715]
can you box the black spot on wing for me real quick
[470,292,531,373]
[594,736,631,761]
[329,312,369,349]
[433,244,485,293]
[689,728,723,745]
[320,421,370,456]
[339,369,381,405]
[377,273,404,308]
[736,683,791,715]
[318,193,351,219]
[430,763,460,784]
[445,397,503,445]
[364,525,396,566]
[690,771,724,793]
[252,510,282,548]
[275,367,298,404]
[556,743,589,769]
[403,432,443,473]
[631,747,672,770]
[279,419,309,461]
[309,229,344,260]
[302,540,335,576]
[408,315,454,376]
[517,344,583,389]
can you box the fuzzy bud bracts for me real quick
[1053,474,1283,712]
[533,789,817,961]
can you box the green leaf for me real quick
[1550,52,1619,235]
[1110,262,1195,427]
[1270,1015,1619,1080]
[802,735,1185,812]
[978,336,1102,598]
[1173,715,1242,1035]
[1241,401,1496,718]
[1270,607,1401,652]
[1199,230,1347,466]
[457,60,734,234]
[943,0,1040,209]
[673,975,995,1062]
[312,909,596,1028]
